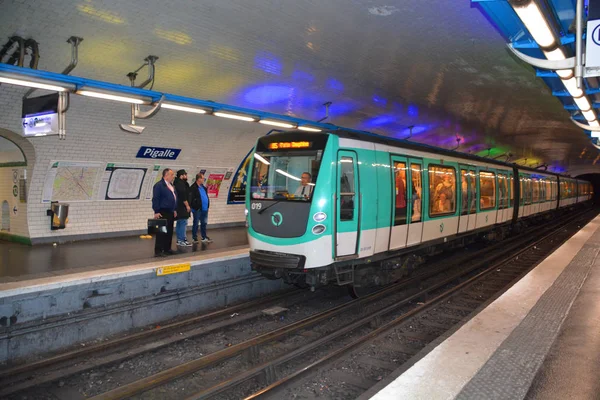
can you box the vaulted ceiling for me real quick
[0,0,597,172]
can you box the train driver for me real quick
[294,172,313,199]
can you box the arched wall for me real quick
[0,128,35,243]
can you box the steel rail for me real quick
[0,288,298,381]
[243,209,596,399]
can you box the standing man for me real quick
[152,168,177,257]
[174,169,192,247]
[294,172,313,199]
[190,173,212,243]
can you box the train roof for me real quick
[265,127,585,182]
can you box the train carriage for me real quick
[246,129,592,296]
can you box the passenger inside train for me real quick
[430,165,456,216]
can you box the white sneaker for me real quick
[182,240,193,247]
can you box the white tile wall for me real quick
[0,87,268,240]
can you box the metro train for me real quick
[245,129,593,296]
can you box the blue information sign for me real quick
[136,146,181,160]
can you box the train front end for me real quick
[246,131,335,289]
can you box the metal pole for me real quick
[576,0,584,88]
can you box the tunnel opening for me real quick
[575,173,600,204]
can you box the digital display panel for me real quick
[267,141,312,150]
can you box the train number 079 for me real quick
[251,203,262,210]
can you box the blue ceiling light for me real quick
[242,84,295,105]
[361,115,397,128]
[408,104,419,117]
[372,95,387,106]
[254,51,283,75]
[326,78,344,92]
[291,69,315,82]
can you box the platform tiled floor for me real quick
[0,227,247,282]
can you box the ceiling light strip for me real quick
[213,111,257,122]
[78,90,146,104]
[0,76,70,92]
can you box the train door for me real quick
[389,156,409,250]
[496,173,506,223]
[335,151,359,258]
[519,174,525,217]
[477,168,497,228]
[458,166,476,233]
[406,159,424,246]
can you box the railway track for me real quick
[241,207,597,400]
[2,207,594,399]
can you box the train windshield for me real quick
[250,149,323,201]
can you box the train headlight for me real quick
[312,224,326,235]
[313,212,327,222]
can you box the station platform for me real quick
[0,226,247,282]
[364,215,600,400]
[0,226,276,364]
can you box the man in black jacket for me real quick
[190,173,212,243]
[174,169,192,247]
[152,168,177,257]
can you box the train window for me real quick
[479,171,496,210]
[410,164,422,223]
[340,158,355,220]
[524,178,532,205]
[429,165,456,217]
[460,170,474,215]
[393,161,407,226]
[545,180,552,201]
[498,174,508,209]
[532,179,540,203]
[340,157,355,221]
[250,149,322,201]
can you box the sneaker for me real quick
[192,238,199,244]
[202,237,213,243]
[176,240,186,247]
[182,240,193,247]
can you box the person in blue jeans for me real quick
[173,170,192,247]
[189,173,212,243]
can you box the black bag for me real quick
[148,218,167,234]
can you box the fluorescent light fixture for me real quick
[275,169,300,181]
[512,1,556,48]
[542,48,573,78]
[0,76,69,92]
[253,153,270,165]
[556,69,573,79]
[592,132,600,138]
[259,119,296,129]
[213,111,256,122]
[561,77,584,97]
[78,90,145,104]
[573,96,592,111]
[544,48,564,60]
[582,109,597,122]
[298,126,322,132]
[161,103,208,114]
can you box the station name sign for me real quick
[136,146,181,160]
[267,141,312,150]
